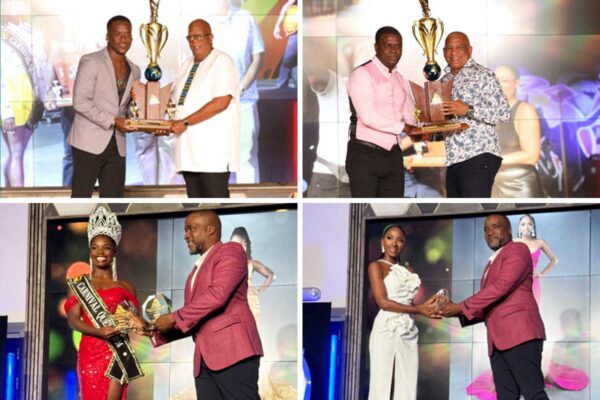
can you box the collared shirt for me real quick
[347,56,416,150]
[190,245,214,290]
[151,244,214,346]
[483,242,508,282]
[441,58,510,165]
[172,49,241,172]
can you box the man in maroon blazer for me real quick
[152,210,263,399]
[441,214,548,400]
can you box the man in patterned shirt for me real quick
[441,32,510,197]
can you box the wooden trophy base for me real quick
[130,80,173,133]
[409,79,468,137]
[125,119,172,133]
[409,122,469,135]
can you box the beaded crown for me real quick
[87,205,122,245]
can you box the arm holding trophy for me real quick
[408,0,468,137]
[63,206,145,397]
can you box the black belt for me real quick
[350,138,400,152]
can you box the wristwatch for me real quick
[183,119,190,127]
[466,105,475,119]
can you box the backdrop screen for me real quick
[45,205,297,399]
[363,206,600,399]
[1,0,297,188]
[303,0,600,197]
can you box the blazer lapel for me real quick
[482,244,511,287]
[102,48,119,104]
[188,242,223,298]
[120,57,135,107]
[184,265,196,304]
[481,260,492,288]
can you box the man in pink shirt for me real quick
[345,26,417,198]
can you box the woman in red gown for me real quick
[64,207,147,400]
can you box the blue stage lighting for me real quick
[5,353,15,400]
[328,334,338,400]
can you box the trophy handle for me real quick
[412,21,426,56]
[140,24,149,58]
[435,19,444,55]
[158,25,168,56]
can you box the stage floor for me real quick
[0,183,297,198]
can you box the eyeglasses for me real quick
[186,33,211,42]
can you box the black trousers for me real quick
[446,152,502,198]
[71,135,125,198]
[182,171,230,198]
[195,356,260,400]
[345,139,404,198]
[490,340,549,400]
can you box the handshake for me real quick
[416,288,463,319]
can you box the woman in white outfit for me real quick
[367,225,439,400]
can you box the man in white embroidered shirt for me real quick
[157,19,241,198]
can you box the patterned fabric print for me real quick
[441,58,510,165]
[177,62,200,106]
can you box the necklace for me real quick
[116,78,126,90]
[378,259,395,266]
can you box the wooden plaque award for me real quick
[409,80,468,135]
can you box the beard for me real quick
[486,241,501,251]
[188,242,203,255]
[486,236,510,251]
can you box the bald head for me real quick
[184,210,222,254]
[189,19,211,34]
[486,213,511,228]
[190,210,222,237]
[445,31,470,47]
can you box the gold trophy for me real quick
[113,300,138,332]
[126,0,174,133]
[413,0,443,81]
[408,0,468,136]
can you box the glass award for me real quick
[141,293,173,326]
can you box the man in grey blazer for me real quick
[68,15,140,197]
